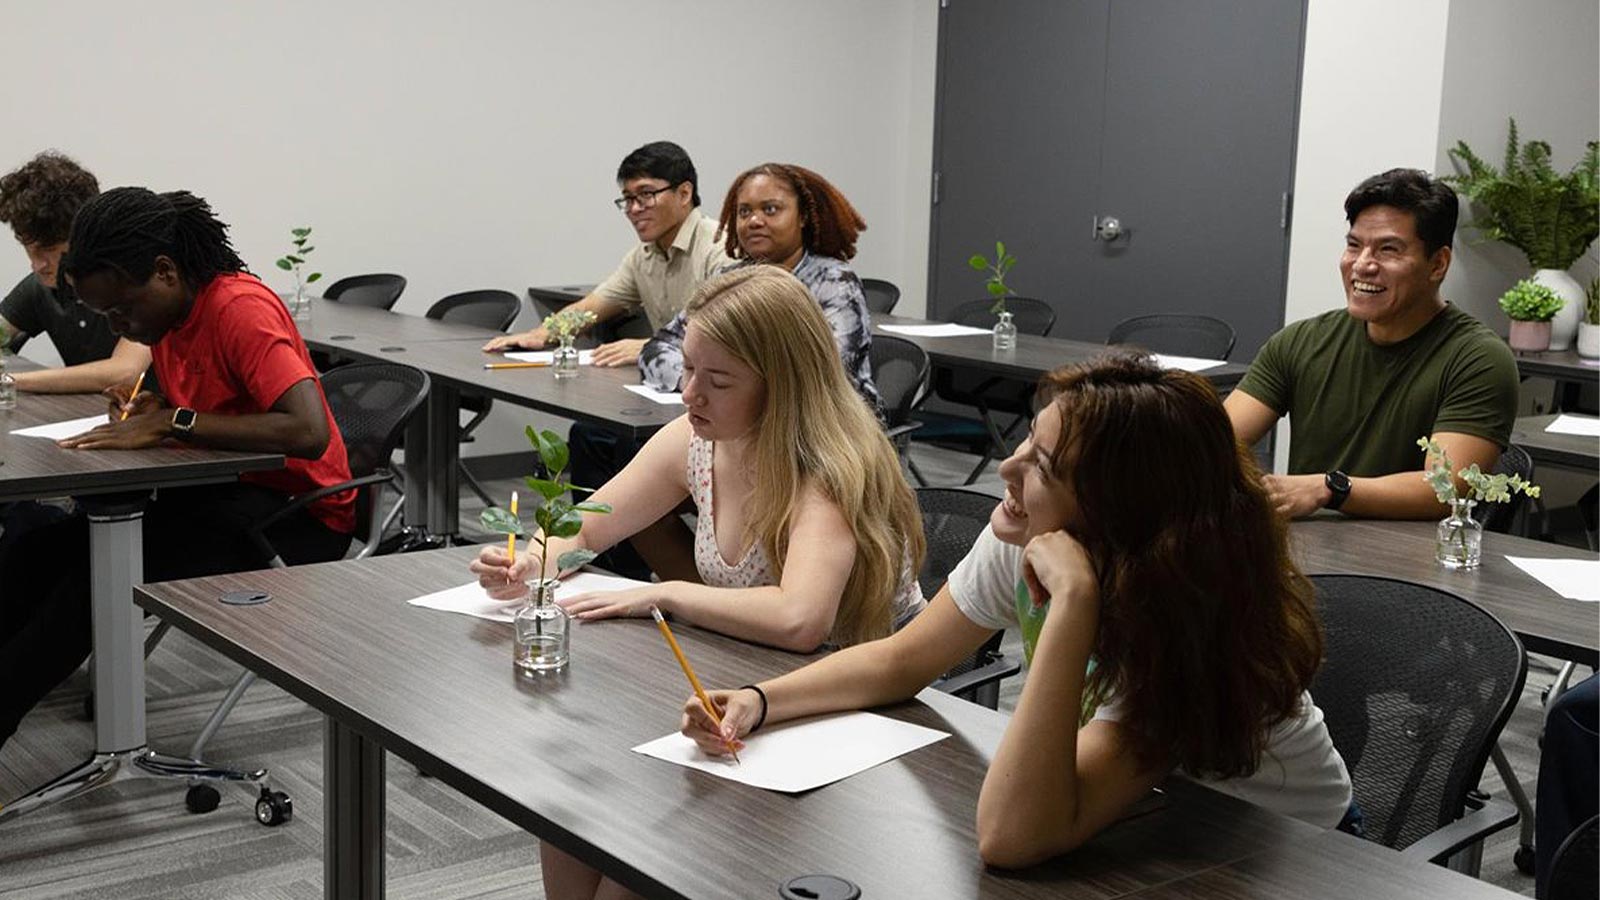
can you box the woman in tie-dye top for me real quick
[683,354,1354,869]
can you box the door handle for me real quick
[1093,215,1123,242]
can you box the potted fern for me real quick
[1580,277,1599,360]
[1499,279,1564,352]
[1446,119,1599,351]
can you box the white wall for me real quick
[0,0,939,454]
[1434,0,1600,328]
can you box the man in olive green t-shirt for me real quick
[1226,168,1518,520]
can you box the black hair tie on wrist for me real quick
[741,684,769,733]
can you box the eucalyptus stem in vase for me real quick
[1418,436,1540,570]
[481,427,611,672]
[544,309,596,379]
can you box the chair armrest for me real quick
[1399,797,1519,864]
[251,470,395,536]
[933,655,1022,699]
[886,420,924,441]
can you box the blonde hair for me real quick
[685,266,924,645]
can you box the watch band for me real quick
[1324,470,1351,511]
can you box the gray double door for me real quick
[928,0,1307,362]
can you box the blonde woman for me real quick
[470,264,924,650]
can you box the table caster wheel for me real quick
[1514,844,1535,875]
[185,784,220,814]
[255,789,293,826]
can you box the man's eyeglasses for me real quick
[614,184,679,212]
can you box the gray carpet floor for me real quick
[0,442,1571,898]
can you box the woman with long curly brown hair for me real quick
[639,162,880,413]
[684,353,1353,868]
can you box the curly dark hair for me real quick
[62,187,246,292]
[717,163,866,261]
[0,151,100,246]
[1036,353,1324,779]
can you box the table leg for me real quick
[324,717,385,900]
[425,382,460,540]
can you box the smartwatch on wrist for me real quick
[171,407,198,439]
[1324,470,1351,510]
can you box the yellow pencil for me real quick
[484,361,551,370]
[652,606,740,763]
[507,491,518,564]
[120,371,148,422]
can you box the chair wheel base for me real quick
[255,788,293,826]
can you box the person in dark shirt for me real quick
[0,151,150,393]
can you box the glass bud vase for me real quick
[1435,499,1483,570]
[289,286,313,324]
[992,309,1017,351]
[513,578,570,673]
[553,335,580,379]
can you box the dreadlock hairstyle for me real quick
[0,151,99,246]
[61,187,246,292]
[718,163,867,261]
[1035,353,1323,780]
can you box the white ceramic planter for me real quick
[1531,268,1584,351]
[1578,321,1600,359]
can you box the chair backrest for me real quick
[319,362,431,541]
[861,278,902,314]
[1107,313,1237,360]
[870,335,929,430]
[915,487,997,598]
[1480,443,1534,535]
[933,297,1056,415]
[426,289,522,332]
[1547,814,1599,900]
[1307,574,1527,852]
[323,273,407,311]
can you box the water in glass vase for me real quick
[514,580,570,672]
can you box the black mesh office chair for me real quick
[1547,814,1599,900]
[869,335,930,484]
[424,291,523,509]
[1481,444,1534,535]
[861,278,902,314]
[917,487,1020,709]
[174,363,431,817]
[1308,575,1526,872]
[1107,313,1237,361]
[322,273,407,311]
[927,298,1056,484]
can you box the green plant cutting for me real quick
[543,308,597,342]
[1446,119,1599,271]
[968,241,1017,314]
[481,427,611,584]
[274,226,322,297]
[1497,279,1564,322]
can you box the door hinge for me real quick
[1280,192,1292,230]
[932,171,941,205]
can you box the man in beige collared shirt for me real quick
[485,141,728,367]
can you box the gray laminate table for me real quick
[1511,413,1600,472]
[1290,518,1599,667]
[135,546,1519,900]
[1512,347,1600,412]
[0,361,284,822]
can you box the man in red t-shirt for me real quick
[0,187,354,750]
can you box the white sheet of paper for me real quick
[504,350,596,366]
[9,414,108,440]
[1544,414,1600,437]
[632,711,949,793]
[1504,556,1600,603]
[1152,353,1227,373]
[622,384,684,405]
[878,323,993,338]
[407,571,654,622]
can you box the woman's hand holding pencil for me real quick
[679,688,764,757]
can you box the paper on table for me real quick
[1152,353,1227,373]
[505,350,596,366]
[623,384,684,405]
[9,414,108,440]
[1504,556,1600,603]
[878,323,993,338]
[632,711,949,793]
[407,571,654,622]
[1544,414,1600,438]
